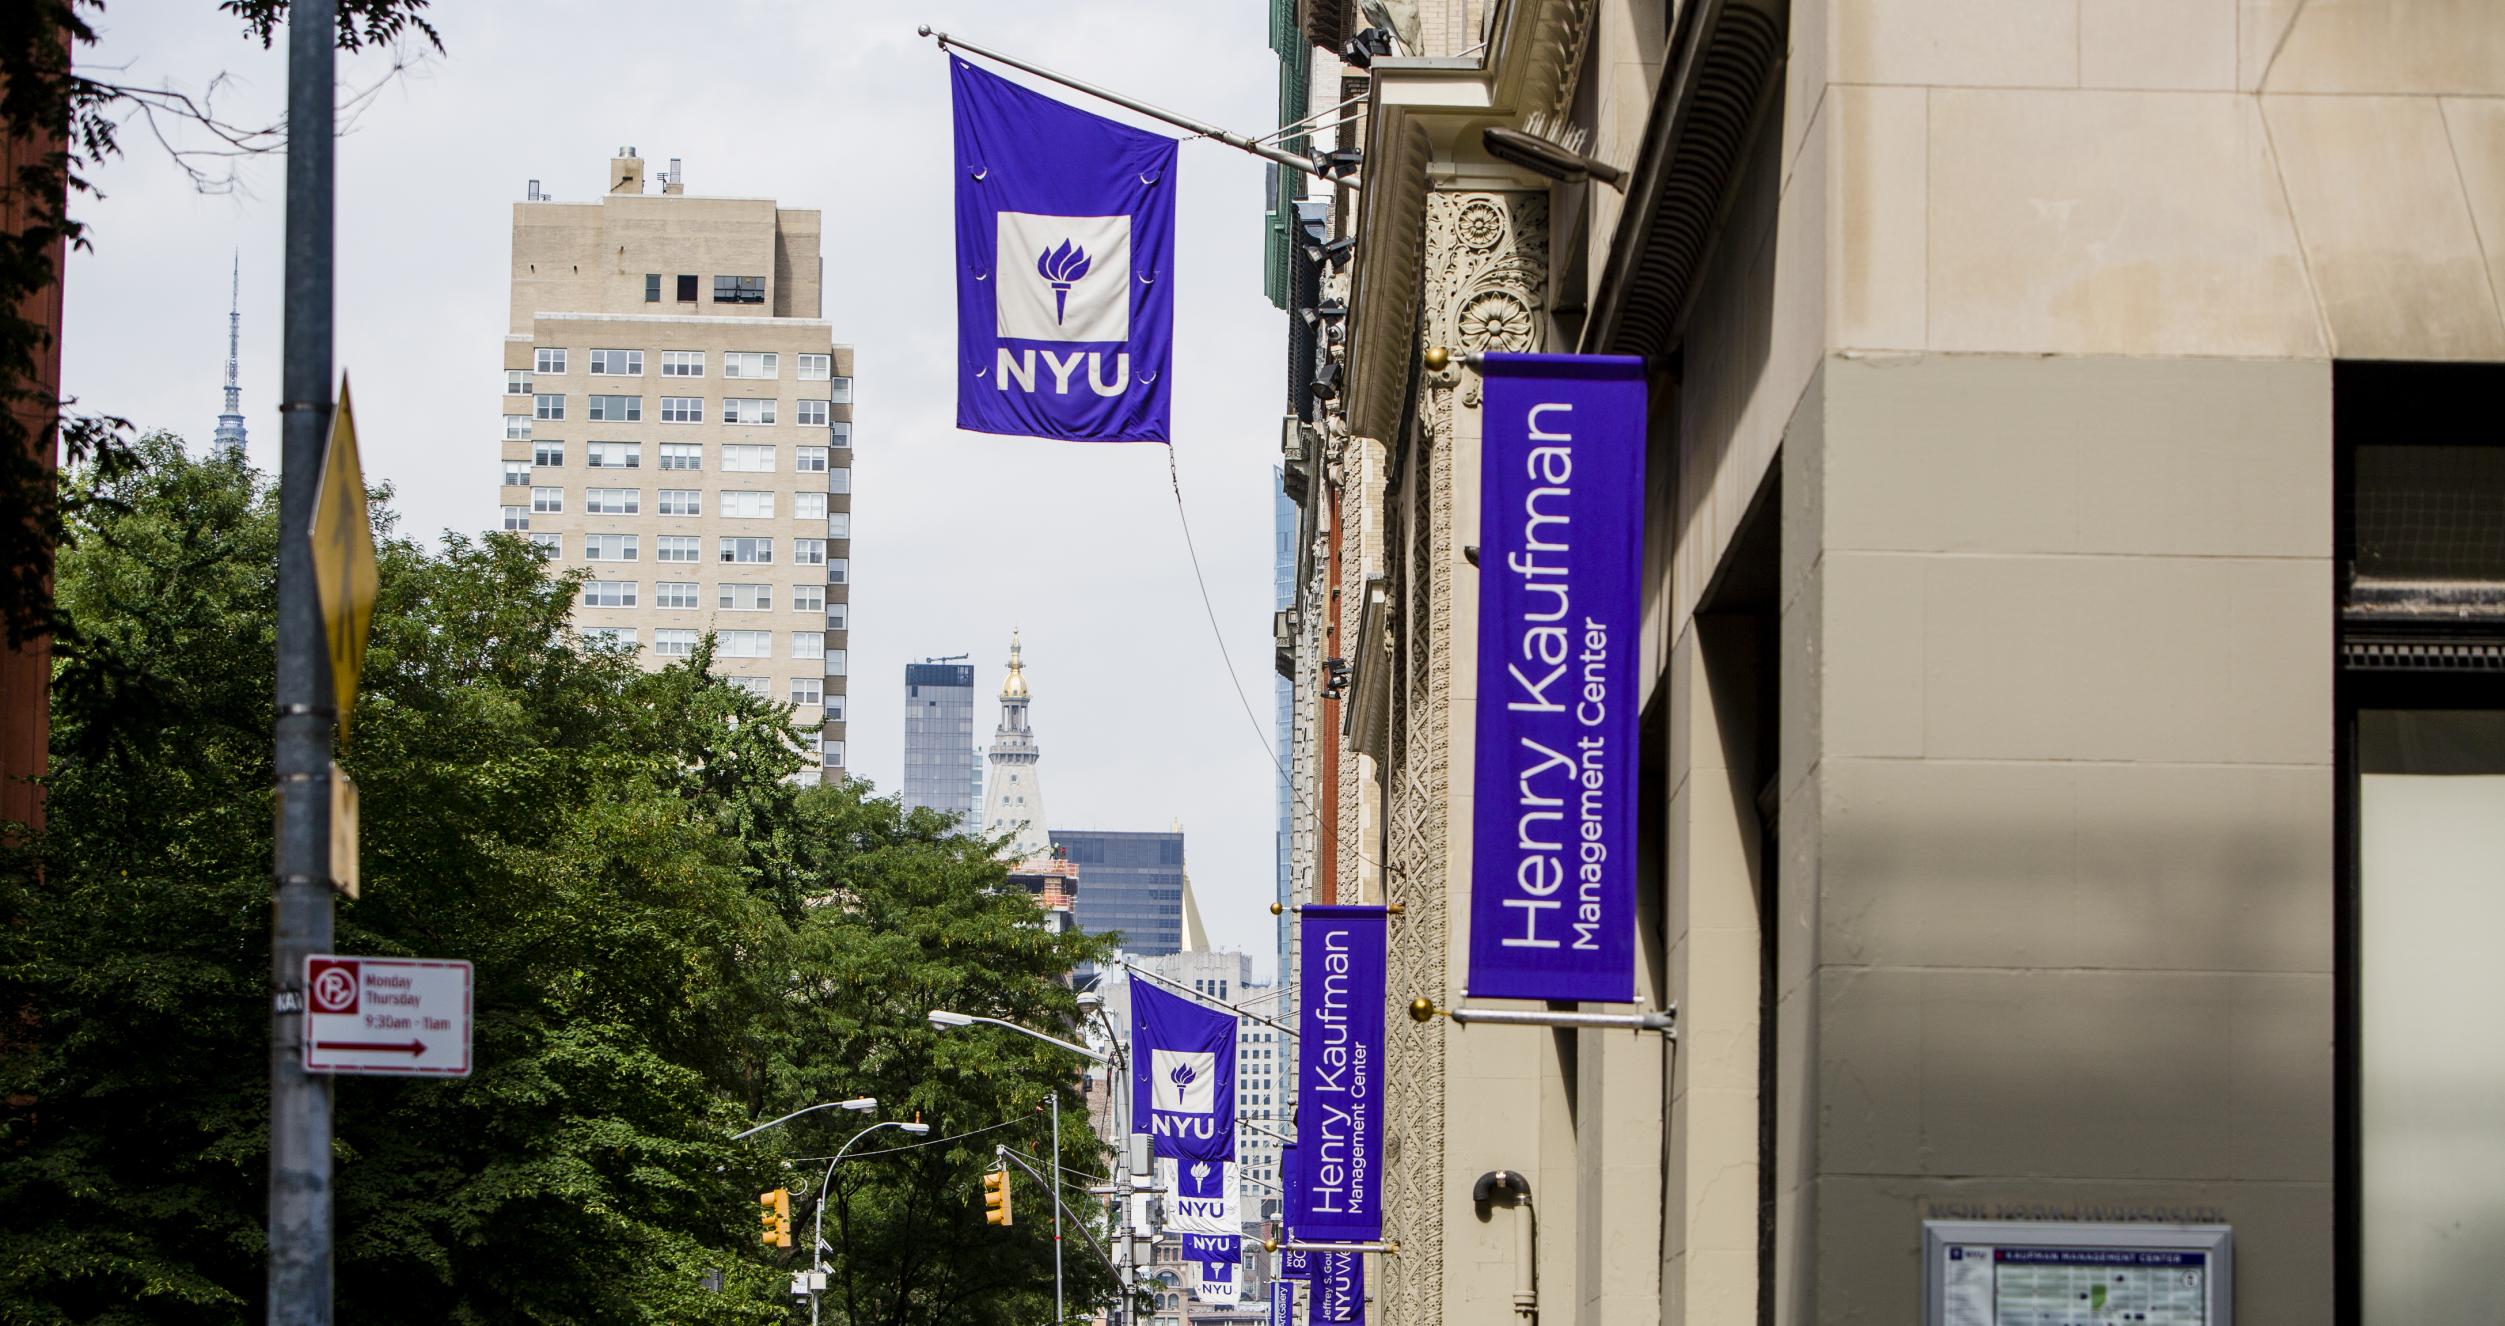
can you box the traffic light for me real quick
[981,1166,1013,1226]
[758,1188,792,1248]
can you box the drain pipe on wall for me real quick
[1474,1170,1538,1319]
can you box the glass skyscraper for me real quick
[1053,828,1185,958]
[902,661,978,833]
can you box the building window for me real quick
[505,370,532,395]
[795,492,827,521]
[825,511,848,540]
[713,275,765,305]
[583,533,638,561]
[528,531,561,559]
[825,649,847,677]
[661,350,703,378]
[502,461,530,488]
[534,394,565,421]
[654,628,699,658]
[530,486,563,514]
[721,444,775,472]
[586,487,640,515]
[657,488,701,517]
[825,600,847,632]
[723,351,779,380]
[659,442,701,470]
[798,353,831,381]
[792,632,824,660]
[676,273,699,302]
[825,693,846,723]
[719,537,773,564]
[533,440,564,467]
[719,583,773,611]
[644,273,661,303]
[534,348,567,375]
[659,396,704,423]
[796,445,828,473]
[829,421,851,450]
[586,442,640,469]
[795,400,829,427]
[656,581,699,609]
[793,538,826,566]
[721,491,774,519]
[579,626,634,649]
[725,676,769,699]
[826,557,848,584]
[723,397,777,426]
[828,467,852,495]
[582,579,637,608]
[827,376,853,404]
[790,676,822,706]
[657,535,700,563]
[500,505,528,531]
[719,630,772,658]
[587,394,642,422]
[792,583,825,613]
[504,415,532,440]
[590,349,643,376]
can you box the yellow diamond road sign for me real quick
[309,377,377,740]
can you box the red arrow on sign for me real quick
[315,1039,426,1055]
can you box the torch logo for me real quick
[1149,1048,1217,1114]
[1036,240,1093,325]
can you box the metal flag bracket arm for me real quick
[1264,1237,1401,1256]
[1271,901,1405,916]
[920,25,1352,185]
[1409,997,1678,1037]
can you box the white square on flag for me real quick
[1151,1048,1217,1113]
[996,211,1131,343]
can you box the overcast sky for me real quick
[64,0,1293,978]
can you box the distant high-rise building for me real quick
[979,631,1049,861]
[903,658,979,832]
[1054,827,1186,958]
[496,150,852,781]
[212,253,247,455]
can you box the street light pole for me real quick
[1051,1087,1062,1326]
[809,1119,928,1326]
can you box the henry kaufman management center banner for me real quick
[1293,905,1385,1243]
[950,59,1176,443]
[1131,981,1236,1161]
[1467,354,1648,1004]
[1158,1156,1239,1235]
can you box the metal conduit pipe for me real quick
[1474,1169,1538,1318]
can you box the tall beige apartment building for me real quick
[498,150,852,780]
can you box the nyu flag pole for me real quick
[1466,354,1649,1004]
[1131,982,1237,1161]
[951,58,1176,443]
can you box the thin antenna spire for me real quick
[213,251,249,454]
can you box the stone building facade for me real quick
[1272,1,2505,1323]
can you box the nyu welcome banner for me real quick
[1293,906,1385,1242]
[951,59,1176,443]
[1158,1156,1239,1235]
[1312,1249,1364,1324]
[1467,354,1648,1003]
[1132,982,1236,1161]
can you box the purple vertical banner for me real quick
[1271,1279,1294,1326]
[950,59,1176,443]
[1131,982,1237,1160]
[1278,1247,1312,1280]
[1467,353,1648,1003]
[1312,1249,1364,1324]
[1292,906,1385,1242]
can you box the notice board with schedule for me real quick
[1922,1221,2232,1326]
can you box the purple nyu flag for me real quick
[1311,1249,1364,1324]
[950,59,1176,443]
[1131,982,1236,1161]
[1271,1279,1294,1326]
[1293,906,1385,1242]
[1467,354,1648,1003]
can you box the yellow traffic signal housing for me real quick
[981,1167,1013,1226]
[759,1188,792,1248]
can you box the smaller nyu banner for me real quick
[950,59,1176,443]
[1132,982,1236,1161]
[1195,1258,1241,1307]
[1158,1156,1240,1235]
[1278,1247,1312,1280]
[1185,1231,1240,1304]
[1293,906,1385,1242]
[1271,1280,1294,1326]
[1312,1249,1364,1324]
[1467,353,1648,1003]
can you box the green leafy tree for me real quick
[0,440,1117,1324]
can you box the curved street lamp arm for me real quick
[732,1098,874,1141]
[962,1013,1112,1065]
